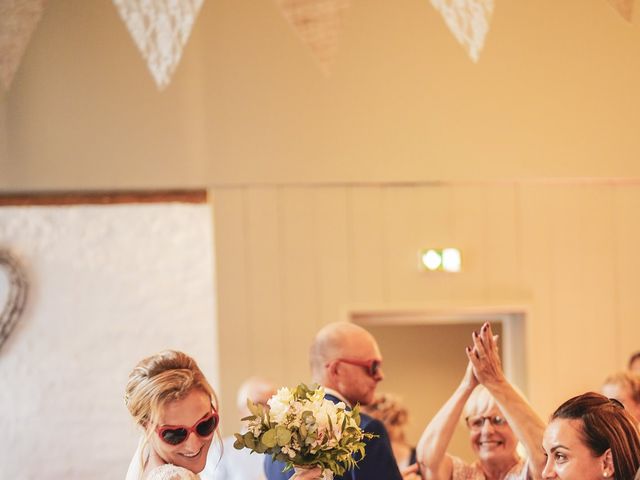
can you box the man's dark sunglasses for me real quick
[332,358,382,377]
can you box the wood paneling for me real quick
[314,188,350,325]
[614,187,640,368]
[349,187,385,304]
[450,185,488,303]
[245,188,285,379]
[519,184,557,416]
[384,186,453,303]
[210,189,250,424]
[280,188,320,385]
[213,182,640,434]
[0,190,207,205]
[484,185,521,302]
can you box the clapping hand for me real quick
[461,357,479,392]
[465,322,505,388]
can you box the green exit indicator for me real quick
[419,248,462,272]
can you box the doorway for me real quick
[351,307,527,462]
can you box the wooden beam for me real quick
[0,190,207,206]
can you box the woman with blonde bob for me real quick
[125,350,222,479]
[363,392,417,471]
[601,371,640,426]
[542,392,640,480]
[125,350,326,480]
[417,323,546,480]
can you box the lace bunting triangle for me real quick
[430,0,494,63]
[0,0,47,92]
[276,0,351,75]
[607,0,634,21]
[113,0,204,90]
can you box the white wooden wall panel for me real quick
[614,187,640,368]
[578,187,617,380]
[280,188,320,385]
[450,186,489,303]
[211,189,251,428]
[384,186,453,303]
[519,184,558,416]
[484,185,521,303]
[314,188,350,325]
[550,187,616,395]
[213,182,640,433]
[245,188,285,380]
[349,187,385,304]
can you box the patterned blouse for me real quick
[451,456,529,480]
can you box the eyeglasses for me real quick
[156,410,219,446]
[465,414,507,431]
[332,358,383,377]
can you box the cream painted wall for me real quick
[212,182,640,441]
[3,0,640,189]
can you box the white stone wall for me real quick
[0,203,218,479]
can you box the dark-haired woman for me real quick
[542,392,640,479]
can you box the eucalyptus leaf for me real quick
[275,425,292,446]
[261,428,277,448]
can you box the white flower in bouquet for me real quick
[268,387,295,424]
[234,383,377,478]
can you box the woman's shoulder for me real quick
[506,459,529,480]
[145,464,200,480]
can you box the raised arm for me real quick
[416,362,478,480]
[468,323,546,480]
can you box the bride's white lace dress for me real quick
[125,439,200,480]
[143,464,200,480]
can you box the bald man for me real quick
[264,322,404,480]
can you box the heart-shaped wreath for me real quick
[0,249,28,353]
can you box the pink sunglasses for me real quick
[156,410,219,445]
[331,358,383,377]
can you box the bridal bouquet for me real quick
[234,383,376,479]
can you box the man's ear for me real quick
[327,360,340,378]
[601,448,614,478]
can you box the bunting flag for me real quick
[430,0,494,63]
[276,0,351,75]
[0,0,47,92]
[113,0,204,90]
[607,0,634,21]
